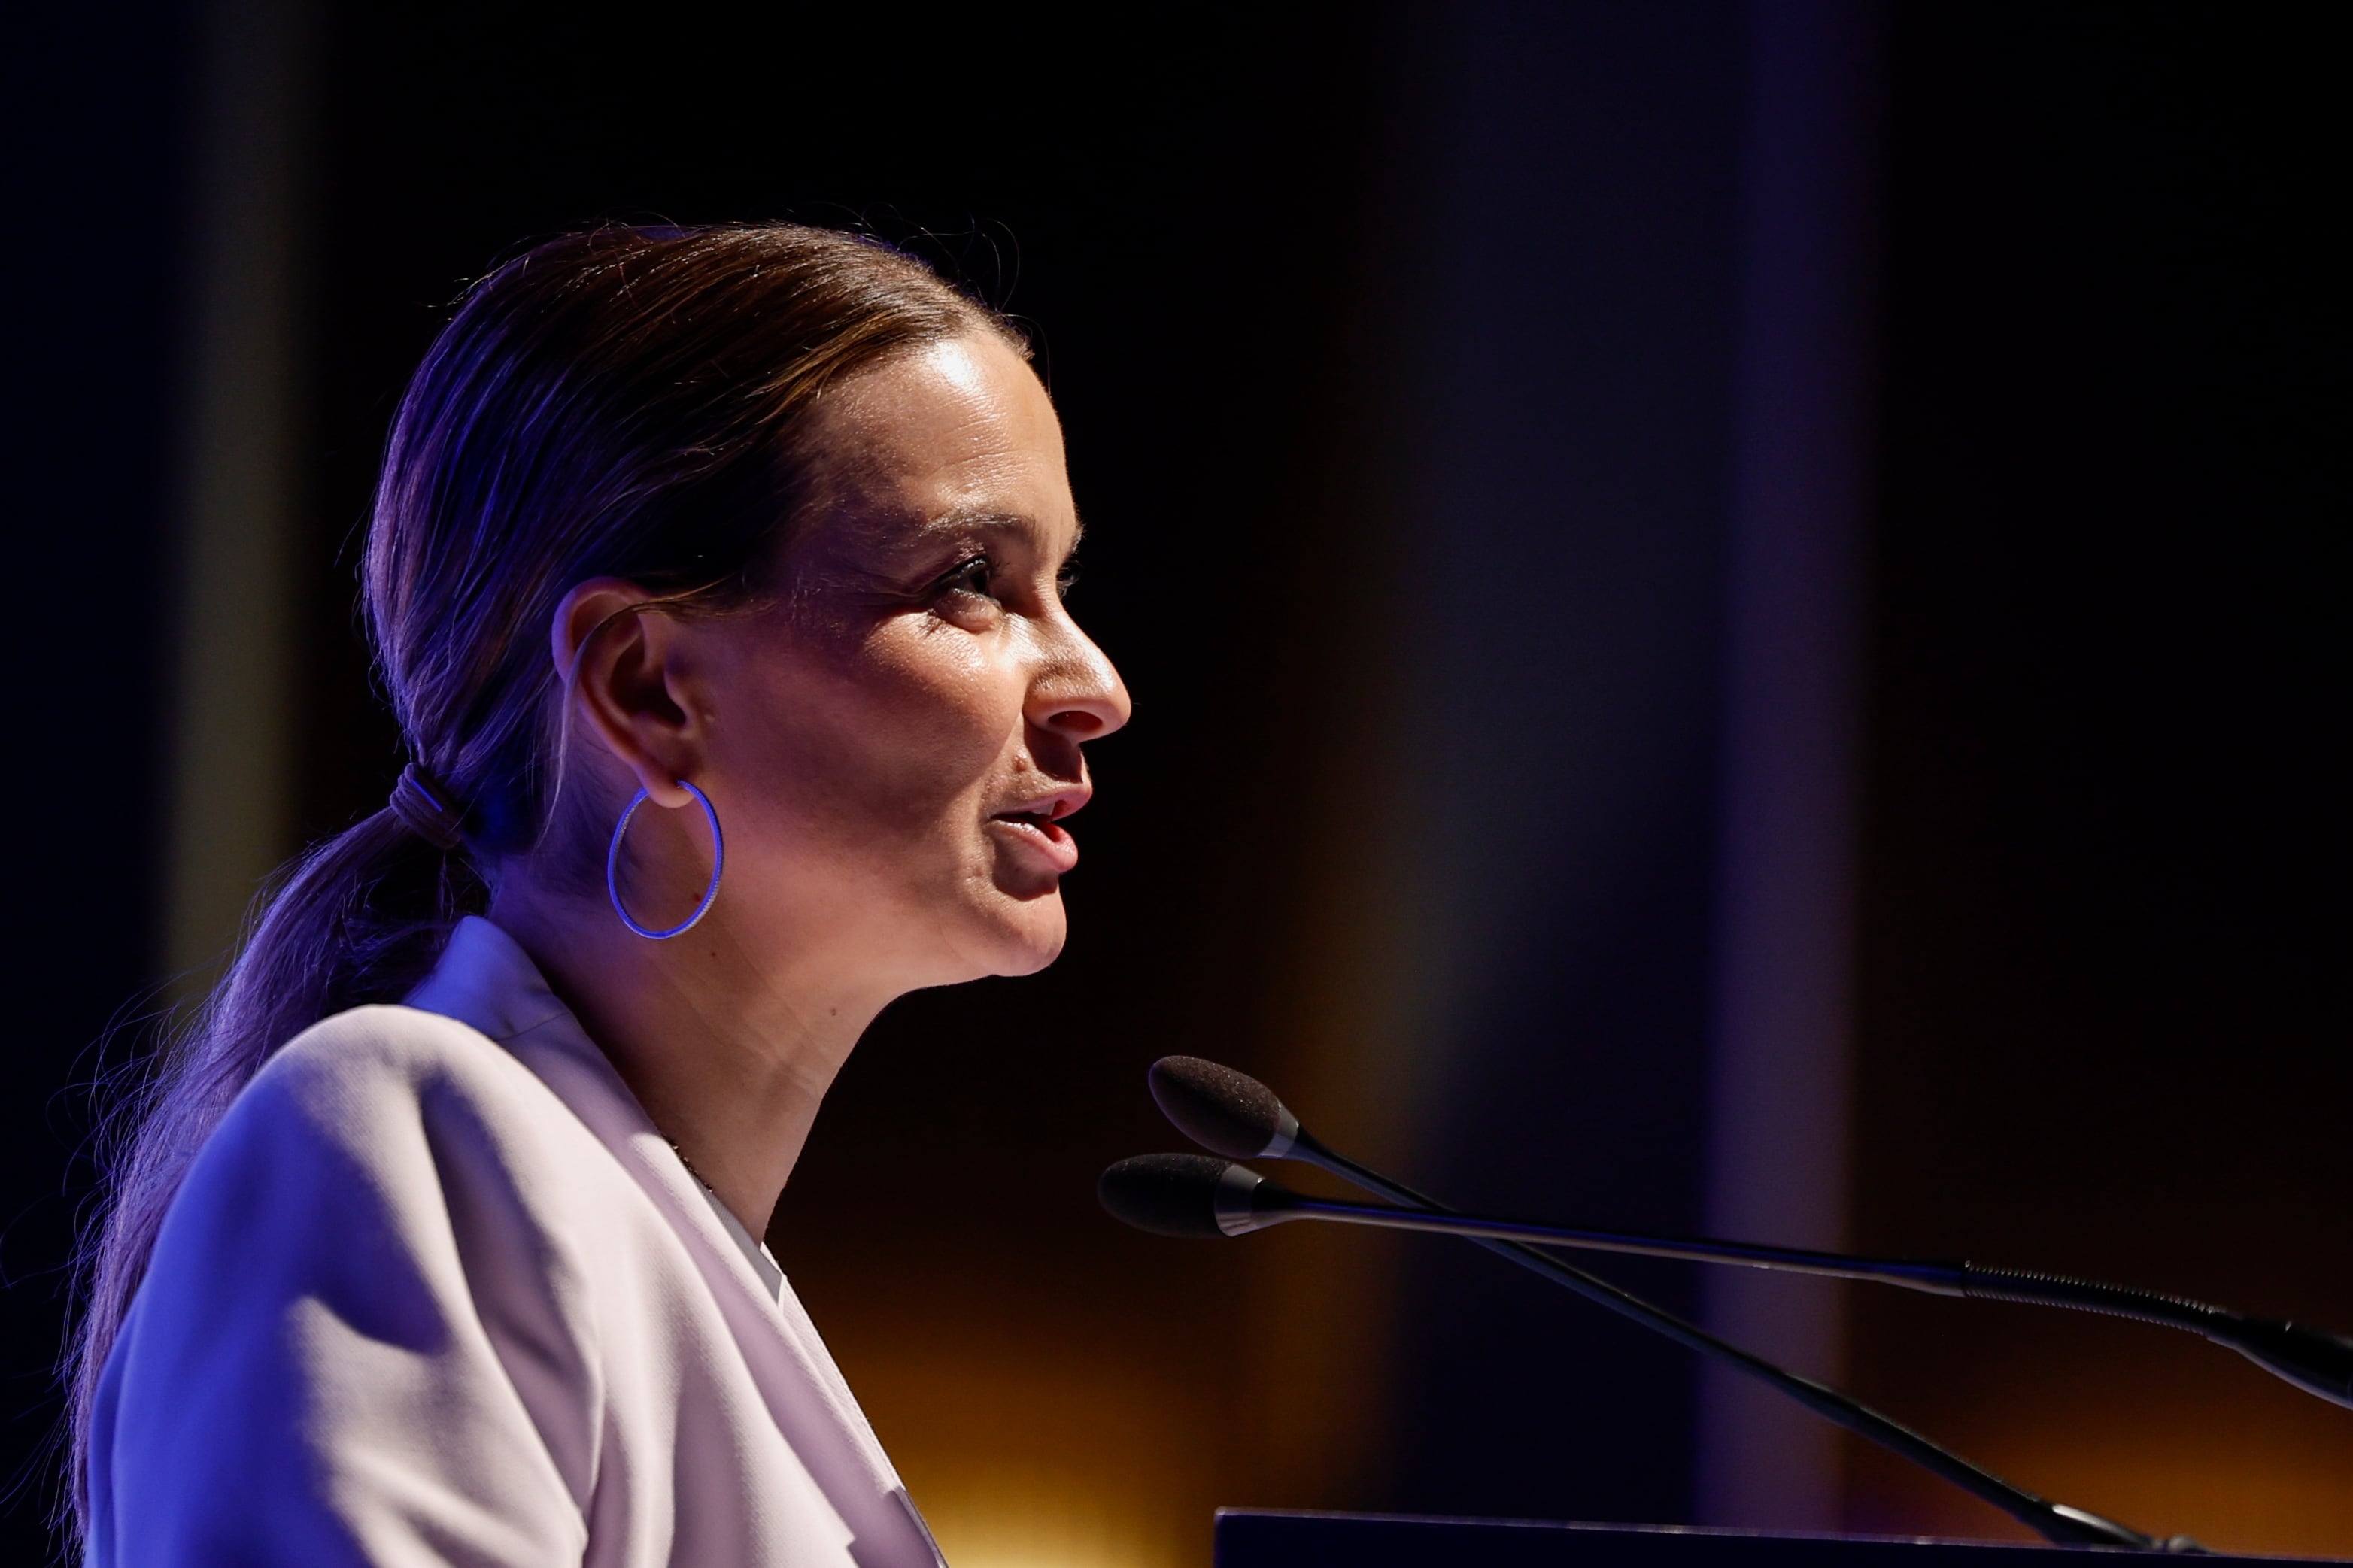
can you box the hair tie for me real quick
[389,763,467,851]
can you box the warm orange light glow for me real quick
[827,1318,1223,1568]
[1844,1317,2353,1560]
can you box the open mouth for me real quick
[986,800,1082,874]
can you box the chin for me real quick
[976,890,1069,978]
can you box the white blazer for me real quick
[87,916,947,1568]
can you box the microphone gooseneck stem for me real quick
[1283,1127,2173,1552]
[1263,1187,2353,1415]
[1275,1193,1969,1293]
[1959,1268,2353,1412]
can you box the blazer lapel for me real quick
[410,917,945,1568]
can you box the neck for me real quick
[488,878,897,1238]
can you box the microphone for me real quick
[1103,1145,2353,1409]
[1125,1058,2191,1553]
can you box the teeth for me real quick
[994,803,1076,829]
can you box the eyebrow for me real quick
[913,508,1085,553]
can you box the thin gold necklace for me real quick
[666,1136,713,1192]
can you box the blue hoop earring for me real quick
[606,780,725,940]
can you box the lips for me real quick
[987,789,1087,876]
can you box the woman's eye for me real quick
[1055,562,1080,600]
[937,555,996,602]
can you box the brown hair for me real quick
[66,223,1021,1530]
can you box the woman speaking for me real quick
[69,224,1131,1564]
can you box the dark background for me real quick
[4,3,2342,1563]
[1846,8,2348,1539]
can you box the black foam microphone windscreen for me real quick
[1098,1153,1243,1239]
[1148,1057,1296,1158]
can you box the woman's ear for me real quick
[551,578,703,809]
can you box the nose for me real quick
[1028,616,1132,743]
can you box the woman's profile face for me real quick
[664,332,1131,990]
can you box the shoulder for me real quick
[105,1015,611,1560]
[144,1005,629,1374]
[178,1003,612,1256]
[265,1000,537,1096]
[242,1002,566,1148]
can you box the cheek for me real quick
[725,619,1019,847]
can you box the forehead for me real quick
[799,335,1077,555]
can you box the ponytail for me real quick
[65,804,475,1518]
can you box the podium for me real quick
[1213,1510,2337,1565]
